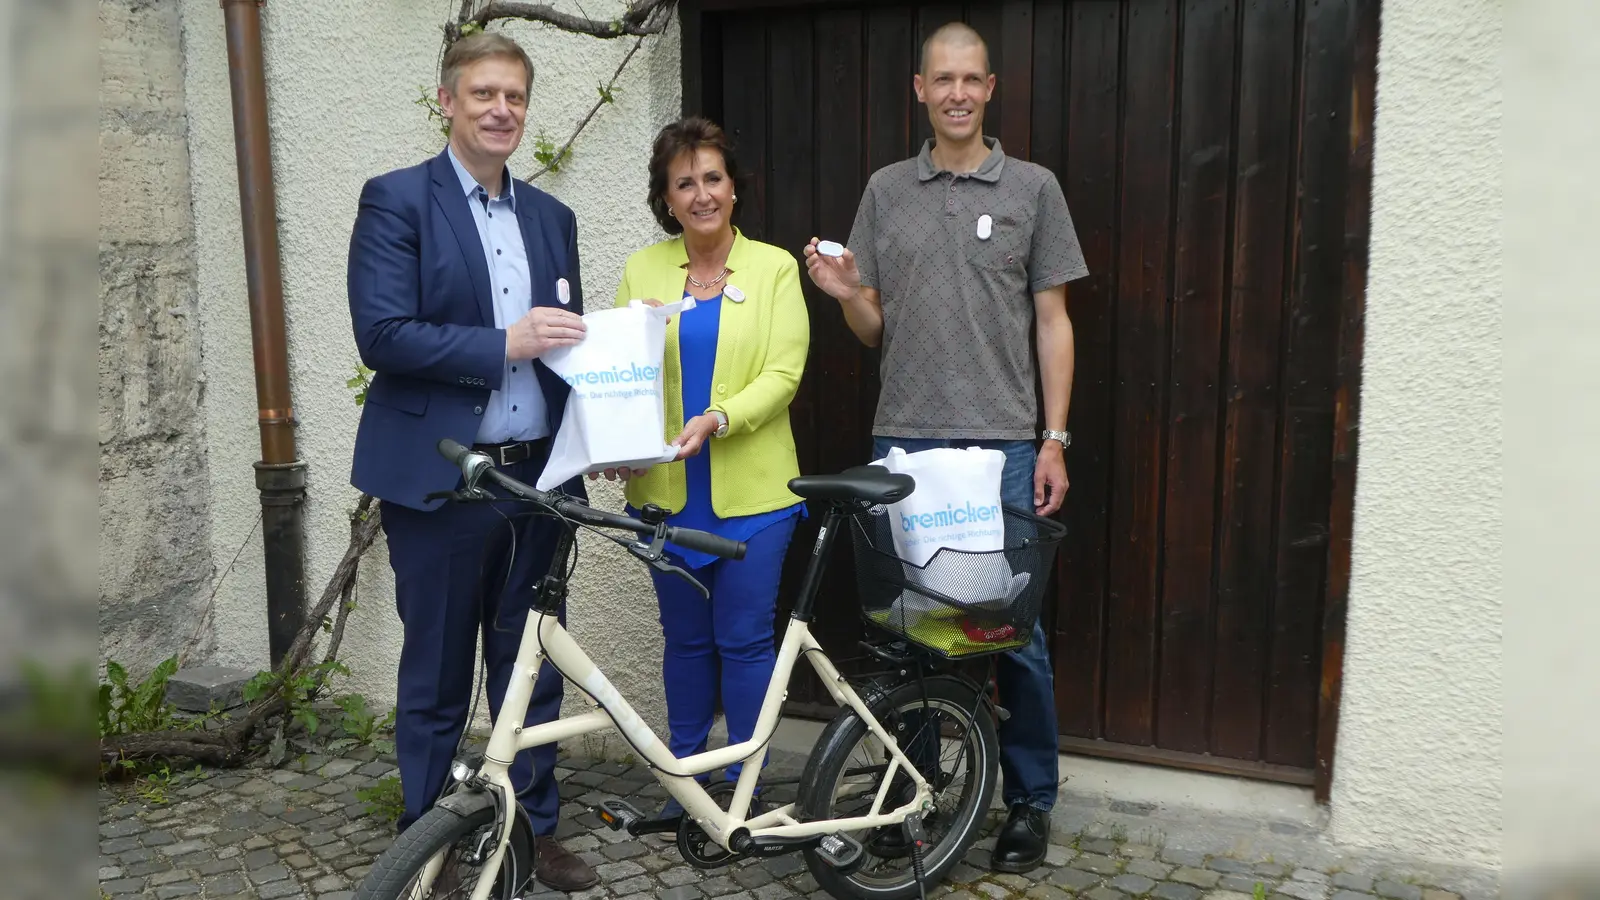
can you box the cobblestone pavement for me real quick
[99,744,1497,900]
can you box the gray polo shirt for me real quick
[849,137,1088,440]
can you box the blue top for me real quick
[633,291,803,569]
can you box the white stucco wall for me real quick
[1330,0,1502,868]
[180,0,683,736]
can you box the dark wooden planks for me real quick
[997,1,1035,160]
[721,14,770,243]
[1103,0,1179,748]
[1052,0,1120,741]
[1315,0,1379,802]
[1155,0,1238,755]
[860,5,915,446]
[1266,0,1356,769]
[1210,0,1299,762]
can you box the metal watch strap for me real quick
[711,410,729,438]
[1042,429,1071,448]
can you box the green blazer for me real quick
[614,228,809,518]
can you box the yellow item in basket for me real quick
[867,604,1028,657]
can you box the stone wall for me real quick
[98,0,215,671]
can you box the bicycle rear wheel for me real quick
[795,676,998,899]
[352,803,532,900]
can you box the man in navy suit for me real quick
[346,31,597,892]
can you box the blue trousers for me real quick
[378,451,568,834]
[651,514,799,785]
[873,436,1061,811]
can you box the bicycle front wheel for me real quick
[795,675,999,900]
[352,802,532,900]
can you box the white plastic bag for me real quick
[872,446,1030,623]
[535,298,696,490]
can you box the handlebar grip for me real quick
[667,527,747,561]
[437,438,473,466]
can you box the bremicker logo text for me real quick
[559,363,661,388]
[900,502,1002,532]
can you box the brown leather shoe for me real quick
[534,834,600,892]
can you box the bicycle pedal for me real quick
[815,831,865,872]
[591,799,644,832]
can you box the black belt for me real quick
[472,438,549,468]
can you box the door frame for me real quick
[674,0,1377,805]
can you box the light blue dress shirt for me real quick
[446,146,548,443]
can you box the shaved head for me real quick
[920,22,990,75]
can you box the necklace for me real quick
[686,266,730,289]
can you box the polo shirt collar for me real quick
[446,144,517,208]
[917,135,1005,183]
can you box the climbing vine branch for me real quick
[437,0,678,182]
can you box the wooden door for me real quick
[681,0,1376,797]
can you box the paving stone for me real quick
[259,879,306,900]
[994,874,1034,890]
[125,859,176,878]
[320,759,361,778]
[1152,883,1205,900]
[155,883,202,899]
[596,860,647,881]
[1163,850,1210,868]
[660,887,706,900]
[1332,893,1378,900]
[99,865,124,880]
[314,782,347,796]
[158,839,209,858]
[246,848,280,868]
[1256,864,1290,878]
[602,839,648,860]
[946,862,987,884]
[1294,870,1331,885]
[311,874,348,892]
[977,884,1012,900]
[1421,891,1460,900]
[312,841,353,861]
[145,809,178,823]
[207,875,250,894]
[1277,881,1329,900]
[1111,800,1159,816]
[1130,860,1177,880]
[250,864,291,884]
[1051,867,1102,891]
[356,762,395,778]
[199,857,243,876]
[732,865,774,889]
[1121,844,1160,860]
[1075,854,1125,875]
[1025,887,1075,900]
[101,837,142,855]
[1221,875,1268,893]
[180,823,220,838]
[148,870,192,887]
[319,893,354,900]
[752,885,797,900]
[761,854,806,878]
[663,866,707,887]
[1112,874,1159,895]
[116,847,155,865]
[1375,883,1422,900]
[1209,859,1256,875]
[286,853,317,869]
[1202,893,1254,900]
[1090,888,1128,900]
[638,853,676,873]
[101,818,148,839]
[1333,875,1375,893]
[102,877,146,896]
[1172,868,1223,889]
[1084,839,1121,855]
[284,808,322,824]
[702,876,743,896]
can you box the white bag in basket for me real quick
[535,298,696,490]
[872,447,1031,620]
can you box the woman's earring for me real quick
[732,194,738,203]
[668,205,675,216]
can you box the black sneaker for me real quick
[990,803,1050,873]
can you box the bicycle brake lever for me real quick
[654,558,710,599]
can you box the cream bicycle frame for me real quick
[450,610,933,900]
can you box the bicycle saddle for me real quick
[789,465,915,505]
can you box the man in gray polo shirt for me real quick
[805,21,1087,873]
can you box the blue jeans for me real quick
[651,514,800,787]
[873,437,1061,811]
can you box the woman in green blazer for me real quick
[608,116,808,806]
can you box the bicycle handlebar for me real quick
[436,439,747,561]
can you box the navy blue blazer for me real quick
[347,149,585,511]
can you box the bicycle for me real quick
[353,438,1064,900]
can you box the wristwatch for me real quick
[711,410,729,438]
[1042,429,1071,449]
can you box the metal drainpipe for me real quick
[221,0,306,668]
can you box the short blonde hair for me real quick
[920,22,990,75]
[441,31,534,96]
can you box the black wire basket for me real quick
[847,503,1068,658]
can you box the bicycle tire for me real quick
[352,803,532,900]
[795,676,999,900]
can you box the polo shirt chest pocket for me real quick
[965,214,1029,276]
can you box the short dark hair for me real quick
[920,22,990,76]
[441,31,534,97]
[647,116,741,236]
